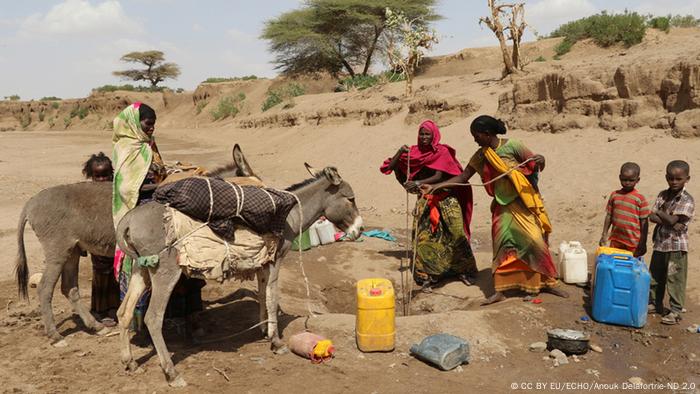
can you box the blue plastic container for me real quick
[591,254,650,328]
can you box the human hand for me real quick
[532,154,546,171]
[633,245,647,258]
[419,183,434,195]
[599,237,607,247]
[397,145,410,155]
[673,222,686,232]
[403,180,421,194]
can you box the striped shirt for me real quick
[652,189,695,252]
[606,189,650,249]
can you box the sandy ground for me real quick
[1,32,700,392]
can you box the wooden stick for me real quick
[212,365,230,382]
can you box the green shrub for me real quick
[92,84,165,93]
[70,106,89,120]
[4,94,20,101]
[534,56,546,62]
[553,55,562,61]
[51,102,60,110]
[340,75,379,91]
[63,116,72,129]
[176,88,185,93]
[380,70,406,83]
[210,93,246,121]
[262,83,306,112]
[550,11,647,55]
[40,96,61,101]
[47,117,56,128]
[670,15,700,28]
[18,113,31,129]
[195,100,209,115]
[38,109,45,122]
[202,75,258,83]
[648,16,671,32]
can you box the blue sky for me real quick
[1,0,698,99]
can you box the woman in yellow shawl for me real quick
[421,115,568,305]
[112,102,207,338]
[112,102,166,333]
[112,102,165,227]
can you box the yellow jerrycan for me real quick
[356,278,395,352]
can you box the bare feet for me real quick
[481,292,506,306]
[542,287,569,298]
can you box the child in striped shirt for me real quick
[599,162,650,257]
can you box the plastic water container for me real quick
[291,229,312,251]
[595,246,632,257]
[557,241,586,283]
[309,221,321,247]
[591,254,650,328]
[356,278,395,352]
[316,219,336,245]
[410,334,470,371]
[561,244,588,284]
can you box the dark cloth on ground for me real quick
[154,177,297,240]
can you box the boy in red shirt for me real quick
[600,162,650,257]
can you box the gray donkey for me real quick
[15,145,259,343]
[116,164,363,387]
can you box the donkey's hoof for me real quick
[125,360,144,374]
[96,327,112,336]
[168,375,187,388]
[51,339,68,348]
[93,322,105,332]
[272,344,289,355]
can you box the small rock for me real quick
[589,344,603,353]
[388,363,396,368]
[628,377,644,385]
[630,365,638,370]
[572,355,580,363]
[317,256,327,263]
[529,342,547,352]
[52,339,68,348]
[549,349,568,365]
[542,356,550,361]
[688,353,698,362]
[686,324,699,333]
[454,365,463,373]
[586,369,600,378]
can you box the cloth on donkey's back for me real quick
[154,177,297,240]
[164,207,278,281]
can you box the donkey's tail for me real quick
[16,204,30,300]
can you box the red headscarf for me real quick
[380,120,463,179]
[380,120,473,238]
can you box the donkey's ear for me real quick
[233,144,255,177]
[305,163,320,177]
[323,167,342,185]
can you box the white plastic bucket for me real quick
[309,221,321,247]
[316,219,336,245]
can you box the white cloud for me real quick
[19,0,142,37]
[527,0,598,35]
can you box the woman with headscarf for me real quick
[111,102,166,333]
[421,115,568,305]
[381,120,478,288]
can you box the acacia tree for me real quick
[384,8,438,96]
[112,50,181,87]
[261,0,439,77]
[479,0,529,76]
